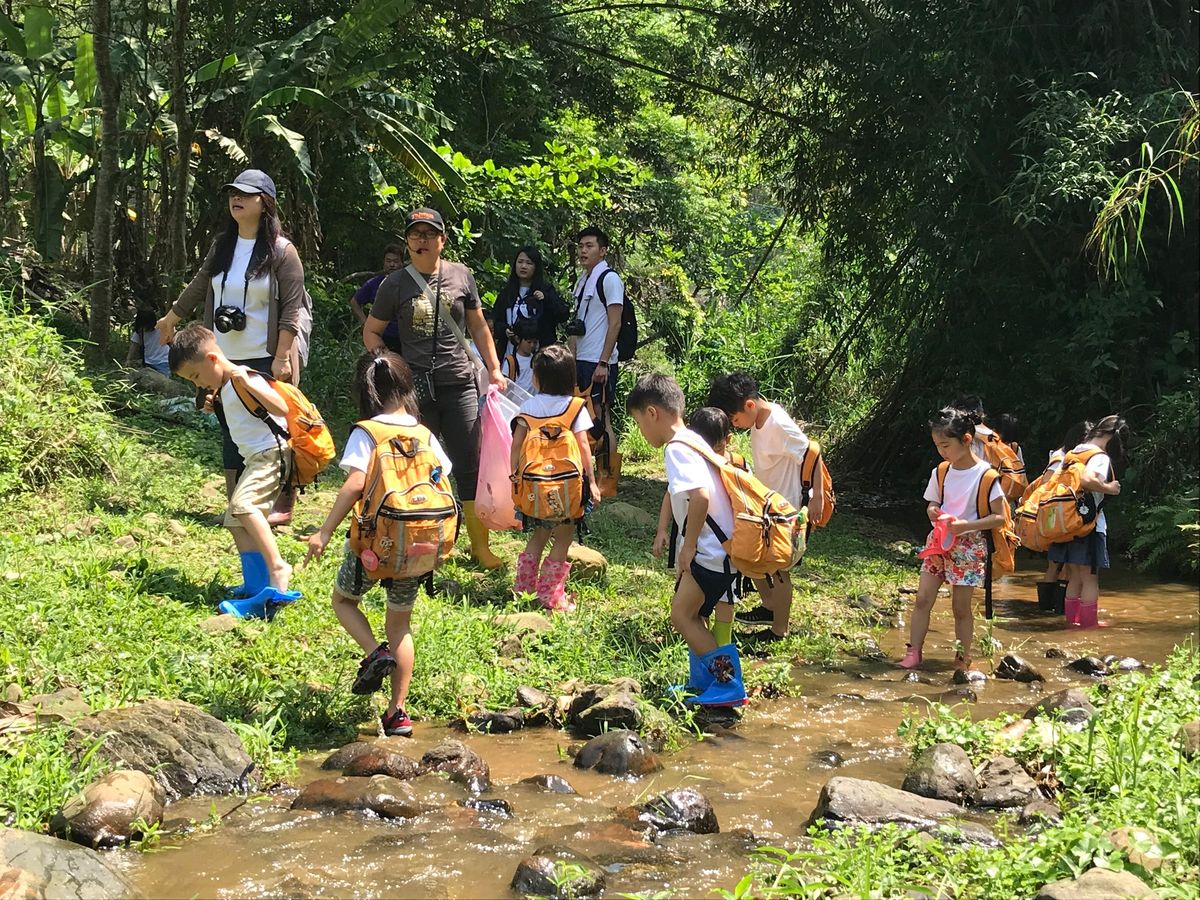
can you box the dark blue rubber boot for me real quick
[686,644,748,708]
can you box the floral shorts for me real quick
[921,529,988,587]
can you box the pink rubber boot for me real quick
[897,644,923,669]
[1077,601,1103,629]
[514,551,540,595]
[1064,596,1081,626]
[537,559,575,612]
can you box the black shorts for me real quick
[677,560,739,619]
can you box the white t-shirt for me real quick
[219,373,286,457]
[505,287,533,356]
[665,430,736,573]
[970,423,995,462]
[517,394,593,433]
[1069,443,1112,534]
[923,460,1005,523]
[340,413,452,475]
[130,329,170,374]
[571,261,623,364]
[1046,448,1066,474]
[212,236,272,361]
[749,403,810,510]
[503,352,536,394]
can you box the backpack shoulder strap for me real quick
[977,468,1002,519]
[230,374,290,441]
[355,418,420,447]
[504,354,518,377]
[935,461,950,503]
[668,434,727,471]
[801,443,821,484]
[595,268,615,305]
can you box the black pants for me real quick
[419,379,480,502]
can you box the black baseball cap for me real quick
[405,207,445,234]
[222,169,277,199]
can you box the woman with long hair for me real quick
[493,245,569,360]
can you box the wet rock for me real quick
[515,686,556,727]
[599,501,657,529]
[1066,656,1110,677]
[693,704,743,732]
[995,654,1045,683]
[566,545,607,581]
[519,774,576,794]
[421,740,491,792]
[1178,720,1200,759]
[902,743,978,805]
[25,687,92,721]
[857,636,887,662]
[49,770,165,849]
[809,749,845,769]
[573,730,662,777]
[322,741,377,770]
[833,692,866,702]
[620,788,719,837]
[342,747,424,780]
[1107,826,1164,871]
[493,612,552,636]
[73,700,255,800]
[1035,867,1161,899]
[511,845,604,899]
[902,671,928,684]
[458,797,513,818]
[952,669,987,687]
[199,614,238,635]
[291,775,423,819]
[575,692,642,737]
[453,708,526,734]
[1020,798,1063,825]
[810,777,998,846]
[1024,689,1096,726]
[0,826,137,898]
[1111,656,1143,672]
[976,756,1038,809]
[936,688,978,704]
[1044,648,1069,659]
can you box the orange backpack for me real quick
[514,397,588,522]
[348,421,459,580]
[669,435,803,579]
[230,376,335,488]
[1015,448,1107,548]
[800,441,836,528]
[978,432,1028,501]
[935,462,1017,574]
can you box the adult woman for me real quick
[362,207,507,569]
[155,169,311,523]
[492,246,570,360]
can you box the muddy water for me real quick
[127,571,1197,898]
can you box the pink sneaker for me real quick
[897,644,923,669]
[1064,596,1081,626]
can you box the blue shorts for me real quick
[1047,531,1110,571]
[677,560,739,618]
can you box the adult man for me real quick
[350,244,405,352]
[569,226,624,409]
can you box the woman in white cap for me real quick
[156,169,312,526]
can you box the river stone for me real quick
[73,700,255,800]
[599,501,657,529]
[952,669,987,687]
[0,826,137,899]
[421,740,491,792]
[342,747,424,780]
[1020,798,1063,825]
[1024,688,1096,724]
[1179,720,1200,759]
[515,686,556,727]
[519,774,577,794]
[1066,656,1110,677]
[566,545,607,581]
[995,654,1045,683]
[493,612,553,636]
[575,692,642,737]
[1044,647,1069,659]
[322,741,377,770]
[452,708,525,735]
[573,730,662,777]
[49,770,165,849]
[1108,827,1164,871]
[458,797,513,818]
[511,845,605,899]
[26,688,92,721]
[291,775,423,819]
[1035,867,1161,899]
[976,756,1038,809]
[810,749,845,769]
[935,688,978,704]
[809,777,997,846]
[902,743,978,804]
[620,788,719,836]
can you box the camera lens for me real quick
[566,319,586,337]
[213,306,246,333]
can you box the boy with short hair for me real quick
[628,373,746,707]
[170,325,294,595]
[709,372,824,644]
[501,317,538,395]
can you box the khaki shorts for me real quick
[224,446,287,527]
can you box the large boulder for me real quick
[49,770,165,849]
[902,743,978,805]
[290,775,423,819]
[976,756,1038,809]
[598,501,658,530]
[0,826,137,899]
[573,730,662,777]
[1024,689,1096,726]
[73,700,255,800]
[809,777,997,846]
[566,545,607,581]
[1035,867,1161,899]
[619,788,719,837]
[420,740,491,792]
[574,692,642,737]
[321,741,376,771]
[342,747,424,780]
[995,654,1045,683]
[1178,720,1200,759]
[511,845,605,899]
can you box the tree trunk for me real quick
[88,0,121,359]
[167,0,193,284]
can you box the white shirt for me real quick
[1070,443,1112,534]
[665,430,736,572]
[749,403,810,510]
[1047,448,1066,474]
[571,261,623,364]
[505,287,533,356]
[517,394,593,433]
[340,413,452,475]
[970,423,995,462]
[923,460,1005,522]
[503,352,536,394]
[212,236,272,361]
[219,373,286,457]
[130,329,170,374]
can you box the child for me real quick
[898,407,1006,671]
[127,308,171,375]
[629,373,747,707]
[654,407,740,648]
[511,345,600,611]
[501,318,538,395]
[992,413,1024,467]
[1034,420,1092,612]
[708,372,823,644]
[169,326,294,593]
[1048,415,1124,629]
[303,351,453,737]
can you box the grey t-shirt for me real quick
[370,261,481,385]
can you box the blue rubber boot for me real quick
[227,552,268,599]
[686,644,748,708]
[219,586,301,619]
[669,650,713,700]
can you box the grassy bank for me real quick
[0,302,910,833]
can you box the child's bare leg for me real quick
[545,523,576,562]
[671,571,718,657]
[526,525,552,561]
[950,585,975,657]
[1043,560,1061,581]
[384,606,414,714]
[751,577,775,610]
[233,510,291,590]
[767,570,793,636]
[1065,563,1084,598]
[332,589,378,654]
[1079,569,1100,605]
[907,569,944,652]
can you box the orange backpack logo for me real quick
[979,432,1028,501]
[230,377,336,487]
[1015,448,1106,548]
[348,421,459,579]
[936,462,1017,574]
[800,441,836,528]
[514,398,587,522]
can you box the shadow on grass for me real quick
[122,556,225,609]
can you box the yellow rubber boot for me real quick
[461,500,505,570]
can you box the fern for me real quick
[1128,493,1200,574]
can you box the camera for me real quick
[213,305,247,333]
[565,318,587,337]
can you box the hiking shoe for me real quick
[381,707,413,737]
[897,644,923,669]
[351,643,396,695]
[741,627,785,654]
[736,605,775,624]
